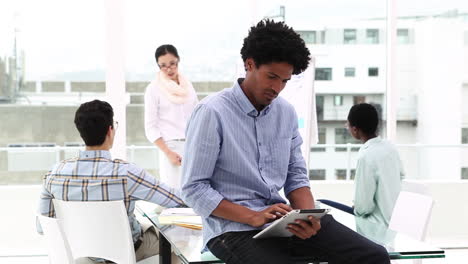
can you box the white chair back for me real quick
[389,191,434,241]
[37,215,74,264]
[402,180,431,196]
[53,200,137,264]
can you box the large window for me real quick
[6,0,468,261]
[0,0,106,184]
[396,4,468,180]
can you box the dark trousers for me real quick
[207,215,389,264]
[317,199,355,215]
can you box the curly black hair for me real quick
[240,19,310,75]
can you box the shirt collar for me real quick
[362,136,382,149]
[79,150,112,159]
[233,78,272,117]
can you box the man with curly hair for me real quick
[181,20,390,264]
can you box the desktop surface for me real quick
[137,202,445,263]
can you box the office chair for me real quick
[53,199,158,264]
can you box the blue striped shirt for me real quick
[181,79,310,249]
[37,150,185,242]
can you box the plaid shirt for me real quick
[37,150,185,242]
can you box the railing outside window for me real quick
[1,144,468,184]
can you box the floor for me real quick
[1,249,468,264]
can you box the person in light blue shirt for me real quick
[319,103,404,226]
[181,20,389,264]
[350,103,405,225]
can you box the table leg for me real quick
[159,232,172,264]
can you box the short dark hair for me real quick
[240,19,310,75]
[347,103,379,136]
[155,44,179,63]
[74,100,114,146]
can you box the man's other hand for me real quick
[247,203,292,227]
[286,215,322,239]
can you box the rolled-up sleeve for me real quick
[284,112,310,196]
[144,82,161,143]
[181,104,225,218]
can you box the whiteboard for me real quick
[280,58,317,175]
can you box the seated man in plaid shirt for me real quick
[37,99,185,262]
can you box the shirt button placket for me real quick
[255,117,264,176]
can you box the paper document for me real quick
[173,223,202,230]
[160,208,197,216]
[159,215,203,230]
[158,208,202,230]
[159,215,201,225]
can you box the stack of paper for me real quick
[160,208,197,216]
[159,208,203,230]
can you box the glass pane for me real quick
[311,127,326,152]
[462,168,468,180]
[344,29,357,44]
[353,96,366,104]
[336,169,346,180]
[462,128,468,144]
[345,67,355,77]
[316,95,324,120]
[368,67,379,76]
[298,30,317,44]
[315,68,332,80]
[309,169,326,180]
[334,95,343,106]
[366,29,380,44]
[335,128,360,151]
[0,0,105,184]
[395,2,468,180]
[397,28,410,44]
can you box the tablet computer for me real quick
[253,208,330,239]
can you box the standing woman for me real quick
[144,44,198,189]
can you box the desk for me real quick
[136,203,445,264]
